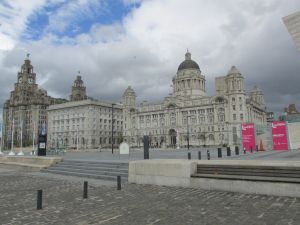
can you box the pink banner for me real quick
[241,123,256,151]
[272,121,288,150]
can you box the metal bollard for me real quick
[207,150,210,160]
[117,175,121,190]
[227,147,231,156]
[256,145,258,152]
[37,190,43,210]
[198,151,201,160]
[188,152,191,160]
[217,148,222,158]
[235,146,239,155]
[83,181,88,199]
[250,146,253,153]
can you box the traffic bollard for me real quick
[227,147,231,156]
[207,150,210,160]
[37,190,43,210]
[217,148,222,158]
[117,175,121,190]
[251,146,253,153]
[198,151,201,160]
[83,181,88,199]
[188,152,191,160]
[235,146,239,155]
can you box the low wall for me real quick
[128,160,300,197]
[0,156,62,171]
[129,160,197,187]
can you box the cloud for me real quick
[0,0,48,50]
[1,0,300,123]
[45,0,106,34]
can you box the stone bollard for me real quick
[198,151,201,160]
[37,190,43,210]
[235,146,239,155]
[83,181,88,199]
[207,150,210,160]
[217,148,222,158]
[117,176,121,190]
[227,147,231,156]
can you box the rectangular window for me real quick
[233,114,236,120]
[240,113,243,120]
[233,105,236,110]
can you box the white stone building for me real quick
[122,51,267,148]
[47,76,123,149]
[283,10,300,51]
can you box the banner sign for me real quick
[272,121,288,150]
[241,123,256,151]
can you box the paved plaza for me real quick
[61,148,300,162]
[0,168,299,225]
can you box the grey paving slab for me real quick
[0,170,299,225]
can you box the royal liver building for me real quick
[122,51,267,148]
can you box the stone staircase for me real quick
[41,160,129,181]
[192,164,300,183]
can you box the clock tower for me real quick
[2,55,68,150]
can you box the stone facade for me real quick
[122,51,267,148]
[2,56,67,149]
[283,11,300,51]
[70,74,88,101]
[47,76,123,149]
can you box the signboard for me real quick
[241,123,256,151]
[119,142,129,155]
[272,121,288,150]
[38,134,47,156]
[39,143,46,149]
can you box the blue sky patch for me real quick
[22,0,138,41]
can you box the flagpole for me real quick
[18,119,24,155]
[76,127,79,151]
[9,119,15,155]
[32,120,35,155]
[0,122,3,155]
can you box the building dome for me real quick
[177,51,200,71]
[227,66,241,75]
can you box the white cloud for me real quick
[45,0,106,34]
[0,0,48,50]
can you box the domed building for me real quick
[122,51,267,148]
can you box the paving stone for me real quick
[0,170,299,225]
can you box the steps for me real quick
[41,160,129,181]
[192,164,300,183]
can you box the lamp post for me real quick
[187,115,190,151]
[0,122,3,155]
[111,103,115,154]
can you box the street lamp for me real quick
[111,103,116,154]
[187,115,190,151]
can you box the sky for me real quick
[0,0,300,121]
